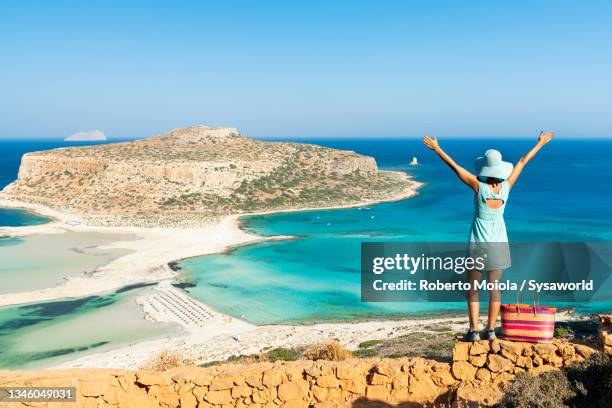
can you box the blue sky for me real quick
[1,1,611,139]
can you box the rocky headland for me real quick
[2,125,418,227]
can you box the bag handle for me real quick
[515,288,538,315]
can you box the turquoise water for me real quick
[179,139,612,324]
[0,208,50,227]
[0,231,136,294]
[0,285,173,369]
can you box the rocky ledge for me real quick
[0,339,600,408]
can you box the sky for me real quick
[0,0,611,139]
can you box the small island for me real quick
[64,129,107,141]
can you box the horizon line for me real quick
[2,135,612,141]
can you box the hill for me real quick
[2,125,418,227]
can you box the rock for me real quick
[79,380,108,397]
[278,383,305,402]
[455,383,503,407]
[262,370,284,387]
[475,368,492,382]
[156,391,180,407]
[490,339,501,353]
[179,393,198,408]
[529,365,556,375]
[407,376,439,402]
[451,361,477,381]
[316,375,340,388]
[515,356,533,369]
[486,354,514,373]
[499,340,524,357]
[232,385,253,399]
[280,400,309,408]
[204,389,233,405]
[391,374,409,389]
[192,386,208,402]
[340,378,366,394]
[117,394,160,408]
[469,354,487,367]
[534,343,557,357]
[470,341,490,355]
[545,353,564,367]
[533,355,543,366]
[369,373,391,385]
[575,344,596,359]
[501,348,518,363]
[210,374,237,391]
[365,385,390,400]
[335,362,359,380]
[493,372,515,384]
[252,388,277,404]
[452,342,471,361]
[136,371,172,386]
[431,370,456,387]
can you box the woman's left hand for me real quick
[423,135,440,151]
[538,130,554,145]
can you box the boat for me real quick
[410,156,418,165]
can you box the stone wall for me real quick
[599,314,612,353]
[0,340,599,408]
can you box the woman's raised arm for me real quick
[423,136,479,192]
[507,131,554,188]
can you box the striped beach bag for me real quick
[501,294,556,343]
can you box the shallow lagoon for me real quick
[0,286,174,369]
[0,232,136,294]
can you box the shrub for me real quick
[499,369,573,408]
[554,326,575,340]
[565,352,612,407]
[141,349,195,371]
[267,347,301,362]
[303,341,353,361]
[358,340,384,349]
[353,349,379,358]
[499,353,612,408]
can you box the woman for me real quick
[423,131,554,341]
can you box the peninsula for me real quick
[4,125,416,227]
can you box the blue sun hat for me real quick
[475,149,513,180]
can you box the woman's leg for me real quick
[486,269,503,330]
[467,269,482,331]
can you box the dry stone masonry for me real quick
[0,339,600,408]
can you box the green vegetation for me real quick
[353,348,378,358]
[554,326,575,340]
[358,340,384,349]
[267,347,301,362]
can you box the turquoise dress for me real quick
[468,180,511,270]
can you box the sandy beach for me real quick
[0,171,419,308]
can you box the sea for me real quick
[0,138,611,367]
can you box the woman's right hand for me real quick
[423,135,440,151]
[538,130,554,145]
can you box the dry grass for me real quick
[303,341,353,361]
[141,349,195,371]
